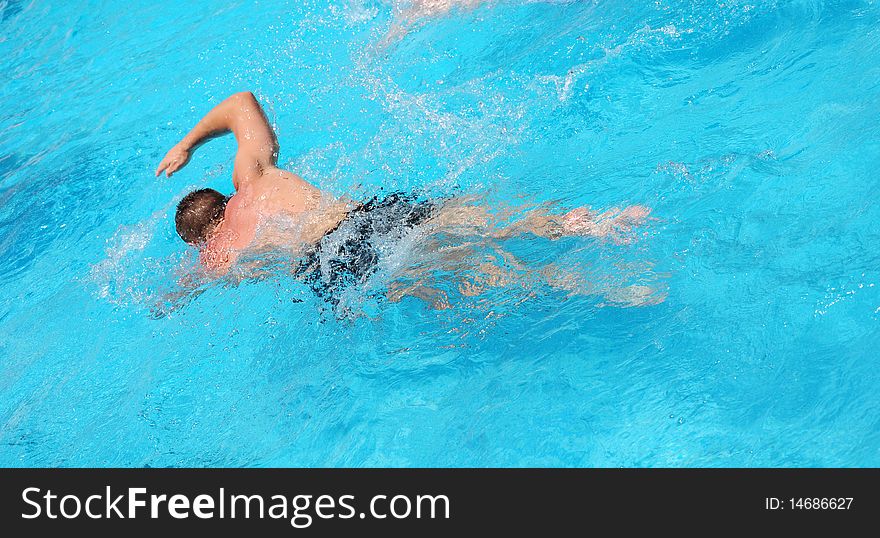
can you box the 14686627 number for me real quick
[790,498,853,510]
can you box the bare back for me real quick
[211,167,350,257]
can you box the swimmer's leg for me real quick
[477,242,666,307]
[386,241,523,306]
[395,209,661,307]
[536,263,667,307]
[558,205,652,243]
[387,279,451,310]
[423,197,496,237]
[425,198,652,244]
[492,205,652,243]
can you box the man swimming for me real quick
[157,91,653,307]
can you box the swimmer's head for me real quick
[175,188,227,245]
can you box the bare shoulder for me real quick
[264,166,307,184]
[258,167,323,198]
[213,196,258,250]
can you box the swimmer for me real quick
[156,91,655,308]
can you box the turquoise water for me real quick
[1,0,878,466]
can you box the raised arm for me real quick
[155,91,279,187]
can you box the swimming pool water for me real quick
[1,0,878,466]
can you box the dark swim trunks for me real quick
[296,192,438,303]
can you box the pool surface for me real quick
[1,0,879,466]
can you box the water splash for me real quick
[88,204,182,308]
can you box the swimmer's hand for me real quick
[155,143,192,178]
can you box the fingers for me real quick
[155,155,179,177]
[155,154,172,177]
[156,163,175,177]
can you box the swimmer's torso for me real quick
[203,167,350,267]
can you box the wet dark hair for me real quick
[175,188,227,245]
